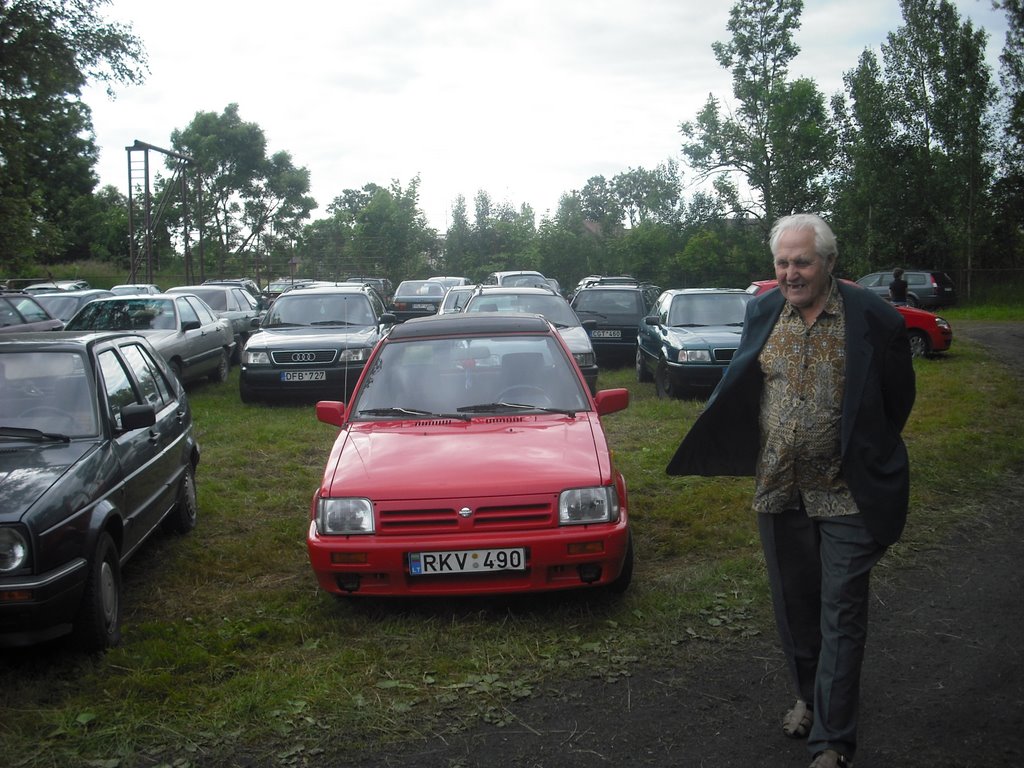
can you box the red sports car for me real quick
[745,280,953,357]
[307,312,633,598]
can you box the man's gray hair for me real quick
[769,213,838,264]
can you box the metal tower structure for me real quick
[125,140,202,283]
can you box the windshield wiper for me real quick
[264,321,302,328]
[457,402,578,417]
[0,426,71,442]
[671,323,707,327]
[575,310,608,319]
[310,320,360,326]
[358,407,471,421]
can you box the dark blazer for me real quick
[666,281,916,546]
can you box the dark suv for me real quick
[569,280,660,365]
[239,284,395,403]
[856,270,957,308]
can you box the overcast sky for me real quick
[83,0,1009,231]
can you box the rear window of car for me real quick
[573,289,644,316]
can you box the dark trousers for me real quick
[758,508,886,759]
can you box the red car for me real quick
[745,280,953,357]
[307,312,633,598]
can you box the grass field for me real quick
[1,327,1023,767]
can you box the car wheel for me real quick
[636,348,653,382]
[163,465,198,534]
[209,348,230,383]
[239,377,258,404]
[655,360,676,399]
[72,532,122,651]
[907,295,920,308]
[908,329,930,358]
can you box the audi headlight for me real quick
[338,348,371,363]
[935,317,950,330]
[573,351,595,368]
[559,486,619,525]
[316,497,375,535]
[0,527,28,572]
[679,349,712,363]
[245,349,271,365]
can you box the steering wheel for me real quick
[496,385,552,407]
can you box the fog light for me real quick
[0,589,33,603]
[336,574,362,592]
[568,541,604,556]
[331,552,367,564]
[577,564,602,583]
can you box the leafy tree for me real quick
[167,104,314,279]
[612,161,683,227]
[680,0,835,228]
[0,0,145,269]
[831,0,996,279]
[991,0,1024,265]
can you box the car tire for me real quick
[209,348,230,383]
[908,329,930,358]
[636,348,653,383]
[239,377,258,404]
[655,360,676,399]
[72,531,122,652]
[163,465,198,534]
[907,294,920,308]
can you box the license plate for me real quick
[412,303,435,310]
[409,547,526,575]
[281,370,326,382]
[592,329,622,338]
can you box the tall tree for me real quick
[991,0,1024,265]
[0,0,146,269]
[680,0,835,228]
[168,104,314,278]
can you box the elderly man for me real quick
[667,214,915,768]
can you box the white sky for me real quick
[83,0,1010,231]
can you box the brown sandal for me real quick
[782,698,813,738]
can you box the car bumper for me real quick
[666,361,729,391]
[240,364,366,398]
[0,558,86,646]
[307,518,631,596]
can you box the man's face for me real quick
[773,227,832,312]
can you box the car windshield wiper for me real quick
[575,309,608,319]
[671,323,707,327]
[457,402,578,417]
[358,407,471,421]
[264,321,302,328]
[0,426,71,442]
[310,320,361,326]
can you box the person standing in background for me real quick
[888,267,908,305]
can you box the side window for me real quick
[483,274,498,286]
[98,349,140,429]
[368,292,384,318]
[186,296,217,325]
[658,294,672,323]
[177,296,200,328]
[233,288,256,311]
[907,273,926,286]
[14,297,50,322]
[121,343,174,409]
[0,298,18,327]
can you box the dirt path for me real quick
[345,321,1024,768]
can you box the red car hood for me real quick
[322,415,611,500]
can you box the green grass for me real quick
[2,335,1023,767]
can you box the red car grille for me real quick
[378,501,555,534]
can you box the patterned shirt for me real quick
[753,280,859,518]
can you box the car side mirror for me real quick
[580,319,597,332]
[379,312,397,326]
[594,388,629,416]
[644,315,659,326]
[120,402,157,431]
[316,400,348,427]
[182,320,201,332]
[250,317,261,328]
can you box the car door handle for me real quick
[148,430,160,445]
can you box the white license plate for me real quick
[281,370,326,382]
[409,547,526,575]
[592,329,622,338]
[412,303,435,310]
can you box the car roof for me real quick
[0,330,148,350]
[387,311,552,340]
[663,288,750,296]
[275,284,371,297]
[475,285,558,295]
